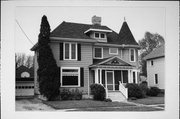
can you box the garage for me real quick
[16,66,34,97]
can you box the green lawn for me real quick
[129,96,164,105]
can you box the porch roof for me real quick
[89,56,136,69]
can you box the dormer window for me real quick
[94,32,106,39]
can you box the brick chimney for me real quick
[92,15,101,25]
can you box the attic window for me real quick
[94,32,106,39]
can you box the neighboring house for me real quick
[31,16,140,100]
[144,45,165,90]
[16,65,34,96]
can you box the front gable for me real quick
[101,57,132,66]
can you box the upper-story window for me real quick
[94,32,106,39]
[94,47,103,59]
[129,49,136,62]
[64,42,77,60]
[109,48,118,55]
[151,60,154,66]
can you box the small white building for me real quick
[144,45,165,90]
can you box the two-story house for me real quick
[31,16,140,100]
[144,45,165,90]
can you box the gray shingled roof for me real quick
[144,45,165,60]
[31,20,139,51]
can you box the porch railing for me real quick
[100,84,108,98]
[119,81,128,99]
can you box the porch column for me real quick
[99,69,102,84]
[95,68,99,83]
[121,70,123,83]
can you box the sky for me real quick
[15,4,165,55]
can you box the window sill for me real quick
[61,85,80,88]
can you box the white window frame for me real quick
[129,48,136,62]
[109,48,118,55]
[94,32,106,39]
[94,47,103,59]
[154,74,158,84]
[60,67,80,87]
[63,42,77,60]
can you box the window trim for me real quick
[129,48,136,62]
[63,42,77,60]
[94,32,106,39]
[60,67,80,87]
[109,48,118,55]
[94,47,103,59]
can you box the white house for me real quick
[144,45,165,90]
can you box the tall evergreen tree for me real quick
[37,15,60,101]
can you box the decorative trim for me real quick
[84,28,112,34]
[95,43,141,49]
[50,37,97,43]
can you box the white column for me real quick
[100,69,102,84]
[128,70,131,83]
[95,68,99,83]
[121,70,123,83]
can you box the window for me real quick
[109,48,118,55]
[94,47,103,59]
[155,74,158,84]
[64,43,77,60]
[94,32,106,39]
[151,60,154,66]
[95,33,100,38]
[61,67,80,87]
[130,49,135,62]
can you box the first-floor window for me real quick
[61,67,80,87]
[155,74,158,84]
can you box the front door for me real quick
[106,71,114,91]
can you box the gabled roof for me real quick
[16,65,34,78]
[90,56,134,68]
[144,45,165,60]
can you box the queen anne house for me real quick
[31,16,140,101]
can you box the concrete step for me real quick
[108,91,127,102]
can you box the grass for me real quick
[129,95,164,105]
[43,99,164,111]
[43,99,134,109]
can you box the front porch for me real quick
[89,56,139,100]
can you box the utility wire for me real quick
[15,19,34,45]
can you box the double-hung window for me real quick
[61,67,80,87]
[64,43,77,60]
[130,49,136,62]
[94,47,103,59]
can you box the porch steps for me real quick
[108,91,127,102]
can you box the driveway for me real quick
[16,98,55,111]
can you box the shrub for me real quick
[60,88,82,100]
[126,83,143,99]
[104,98,112,102]
[147,87,161,96]
[139,83,149,98]
[90,83,106,101]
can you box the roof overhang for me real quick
[84,28,112,34]
[94,43,141,49]
[144,56,165,60]
[50,37,98,43]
